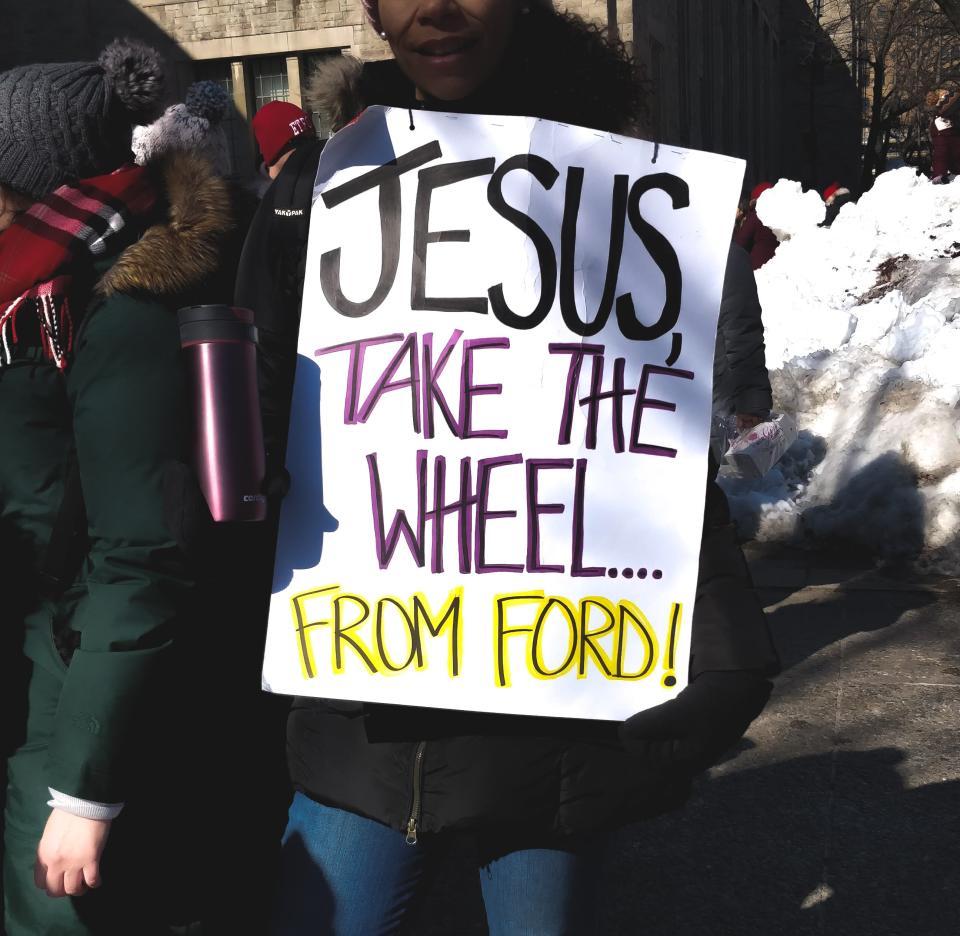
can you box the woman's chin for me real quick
[416,75,486,103]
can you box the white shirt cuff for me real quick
[47,788,124,821]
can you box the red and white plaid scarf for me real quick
[0,165,157,370]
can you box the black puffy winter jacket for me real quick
[713,244,773,419]
[285,57,780,847]
[235,138,325,473]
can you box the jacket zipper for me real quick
[405,741,427,845]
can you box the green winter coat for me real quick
[0,151,232,804]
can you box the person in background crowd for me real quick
[236,100,325,481]
[269,2,780,934]
[166,100,330,934]
[928,88,960,184]
[734,193,750,233]
[820,181,854,228]
[132,78,259,304]
[129,78,296,935]
[735,181,780,270]
[254,101,320,179]
[0,41,233,935]
[711,245,773,478]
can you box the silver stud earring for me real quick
[380,30,387,38]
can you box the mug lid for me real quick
[177,305,255,326]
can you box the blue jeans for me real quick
[273,792,602,936]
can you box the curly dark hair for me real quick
[358,5,650,136]
[506,5,651,134]
[0,182,33,214]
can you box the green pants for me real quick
[2,664,188,936]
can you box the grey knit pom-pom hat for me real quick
[0,38,165,199]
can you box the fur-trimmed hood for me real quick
[304,55,366,136]
[97,149,233,298]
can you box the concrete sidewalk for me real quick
[411,551,960,935]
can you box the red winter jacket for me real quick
[734,209,779,271]
[930,91,960,143]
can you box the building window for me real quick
[193,59,244,178]
[253,56,290,111]
[191,49,344,178]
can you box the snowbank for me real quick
[721,170,960,571]
[755,180,826,241]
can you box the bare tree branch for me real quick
[813,0,960,187]
[933,0,960,33]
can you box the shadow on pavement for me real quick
[408,576,959,934]
[594,749,960,936]
[407,749,960,936]
[764,583,939,676]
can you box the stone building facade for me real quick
[6,0,859,188]
[124,0,392,172]
[5,0,390,174]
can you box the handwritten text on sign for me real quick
[263,107,745,721]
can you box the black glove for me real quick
[619,671,772,773]
[263,465,291,504]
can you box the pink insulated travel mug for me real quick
[178,305,267,522]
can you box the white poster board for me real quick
[263,106,744,722]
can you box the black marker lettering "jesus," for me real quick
[320,141,442,318]
[319,140,690,342]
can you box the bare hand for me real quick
[736,413,764,432]
[35,809,111,898]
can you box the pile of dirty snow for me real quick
[720,170,960,572]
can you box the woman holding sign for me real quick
[272,2,779,934]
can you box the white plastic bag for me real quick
[710,413,735,465]
[724,413,798,479]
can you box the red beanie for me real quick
[251,101,316,167]
[823,182,842,202]
[751,182,774,201]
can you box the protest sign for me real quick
[262,106,745,721]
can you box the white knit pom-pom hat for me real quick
[132,80,231,174]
